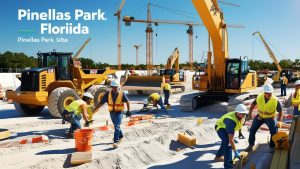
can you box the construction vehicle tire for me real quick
[13,87,45,115]
[94,87,108,106]
[87,85,104,96]
[48,87,80,118]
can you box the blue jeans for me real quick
[249,115,277,148]
[281,84,286,96]
[163,90,170,105]
[157,97,166,110]
[69,114,82,134]
[110,112,124,143]
[294,106,299,115]
[216,128,233,169]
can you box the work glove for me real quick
[126,110,131,118]
[276,121,283,128]
[84,120,93,127]
[234,150,240,159]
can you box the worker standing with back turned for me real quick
[244,84,283,152]
[162,79,171,108]
[280,73,288,96]
[214,104,248,169]
[292,80,300,115]
[93,80,131,148]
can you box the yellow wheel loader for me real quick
[6,50,116,118]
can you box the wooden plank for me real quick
[177,132,196,147]
[0,128,10,140]
[278,150,288,169]
[71,151,92,165]
[233,144,260,168]
[290,133,300,169]
[270,149,281,169]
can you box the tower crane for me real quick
[114,0,126,70]
[123,3,203,75]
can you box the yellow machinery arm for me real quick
[192,0,228,90]
[166,48,179,71]
[252,31,282,73]
[73,38,91,60]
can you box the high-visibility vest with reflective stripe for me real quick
[256,93,278,118]
[216,112,242,131]
[150,93,160,101]
[108,91,124,112]
[292,90,300,106]
[163,83,171,91]
[65,100,85,115]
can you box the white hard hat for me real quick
[110,79,120,87]
[263,84,274,93]
[83,92,94,99]
[235,104,248,114]
[143,99,148,105]
[282,73,285,75]
[295,80,300,86]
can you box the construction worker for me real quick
[143,92,166,111]
[214,104,248,168]
[280,73,288,96]
[292,80,300,115]
[244,84,283,152]
[62,92,94,138]
[162,79,171,108]
[93,80,131,148]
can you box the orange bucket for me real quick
[74,129,94,152]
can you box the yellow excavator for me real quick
[122,48,185,94]
[180,0,257,111]
[6,38,116,118]
[252,31,294,83]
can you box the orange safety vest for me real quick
[108,91,125,112]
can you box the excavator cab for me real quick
[38,51,72,80]
[225,58,249,89]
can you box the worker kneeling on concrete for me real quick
[214,104,248,168]
[292,80,300,115]
[93,80,131,148]
[143,93,167,111]
[63,92,94,138]
[244,84,283,152]
[162,79,171,108]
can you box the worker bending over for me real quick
[292,80,300,115]
[162,79,171,108]
[62,92,94,138]
[93,80,131,148]
[214,104,248,168]
[244,84,283,152]
[143,93,167,111]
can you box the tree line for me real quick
[0,51,299,71]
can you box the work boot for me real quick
[244,145,254,152]
[214,156,224,162]
[66,132,73,139]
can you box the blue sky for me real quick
[0,0,299,65]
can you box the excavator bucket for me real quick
[122,76,164,94]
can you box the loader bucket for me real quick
[122,76,163,93]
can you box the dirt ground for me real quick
[0,71,295,169]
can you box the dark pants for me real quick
[281,84,287,96]
[69,114,82,134]
[216,128,233,169]
[110,112,124,143]
[249,115,277,148]
[163,89,170,105]
[157,97,166,110]
[294,106,299,115]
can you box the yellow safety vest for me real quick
[108,91,124,112]
[163,83,171,91]
[87,105,94,121]
[216,112,242,131]
[150,93,161,101]
[292,90,300,107]
[256,93,278,118]
[65,100,85,115]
